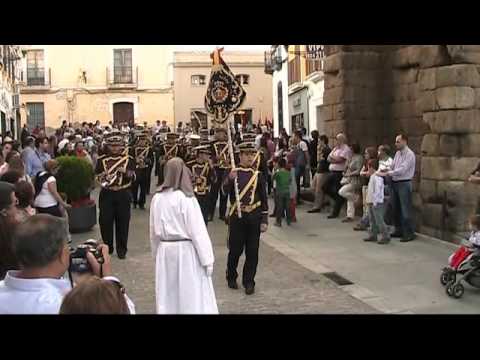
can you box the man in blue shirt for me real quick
[25,136,51,178]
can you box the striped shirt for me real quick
[388,146,415,182]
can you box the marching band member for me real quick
[157,132,180,185]
[209,127,230,222]
[222,140,268,295]
[191,145,217,225]
[131,131,154,210]
[95,132,136,259]
[185,134,201,169]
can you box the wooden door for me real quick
[113,102,134,127]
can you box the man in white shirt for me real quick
[322,133,352,219]
[0,214,134,314]
[57,132,71,153]
[364,159,390,244]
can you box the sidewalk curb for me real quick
[262,232,405,314]
[415,232,460,251]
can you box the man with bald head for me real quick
[322,133,352,219]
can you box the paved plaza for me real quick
[71,184,480,314]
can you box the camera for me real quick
[69,239,104,274]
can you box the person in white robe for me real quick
[150,157,218,314]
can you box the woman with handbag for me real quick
[338,143,364,223]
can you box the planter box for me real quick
[68,202,97,233]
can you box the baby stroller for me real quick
[440,244,480,299]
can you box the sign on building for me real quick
[306,45,324,60]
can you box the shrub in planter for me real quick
[56,156,96,233]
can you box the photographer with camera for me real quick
[0,214,135,314]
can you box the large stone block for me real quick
[420,179,438,202]
[460,134,480,157]
[421,134,439,155]
[323,87,342,105]
[451,157,479,180]
[419,45,451,69]
[319,105,334,122]
[438,134,460,156]
[392,46,421,69]
[418,68,436,90]
[324,73,340,90]
[426,109,480,134]
[408,135,423,154]
[392,68,419,84]
[437,181,479,208]
[324,53,341,74]
[476,88,480,108]
[422,203,443,228]
[397,117,430,136]
[446,45,480,65]
[417,90,438,112]
[421,157,452,180]
[436,87,475,110]
[436,64,480,88]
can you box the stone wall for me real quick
[418,46,480,238]
[321,45,480,240]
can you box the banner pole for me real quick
[226,115,242,219]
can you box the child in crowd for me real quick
[363,159,390,244]
[286,152,297,223]
[272,158,291,227]
[448,215,480,269]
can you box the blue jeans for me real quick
[368,204,390,239]
[391,180,415,238]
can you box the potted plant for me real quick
[56,155,97,233]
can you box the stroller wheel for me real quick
[452,283,465,299]
[440,270,452,286]
[446,281,455,297]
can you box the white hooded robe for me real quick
[150,188,218,314]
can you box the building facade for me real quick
[265,45,325,137]
[0,45,23,140]
[173,51,273,130]
[19,45,174,132]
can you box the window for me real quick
[26,50,45,86]
[191,75,206,86]
[288,50,301,85]
[235,74,250,85]
[26,103,45,130]
[114,49,133,83]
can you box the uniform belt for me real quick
[103,184,131,191]
[239,201,261,213]
[392,179,411,183]
[160,238,191,242]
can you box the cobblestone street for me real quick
[71,188,377,314]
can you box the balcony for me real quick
[264,51,273,75]
[106,66,138,89]
[305,58,325,82]
[21,68,51,90]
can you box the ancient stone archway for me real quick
[322,45,480,239]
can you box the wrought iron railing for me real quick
[25,67,51,87]
[106,66,138,87]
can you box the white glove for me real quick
[205,264,214,277]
